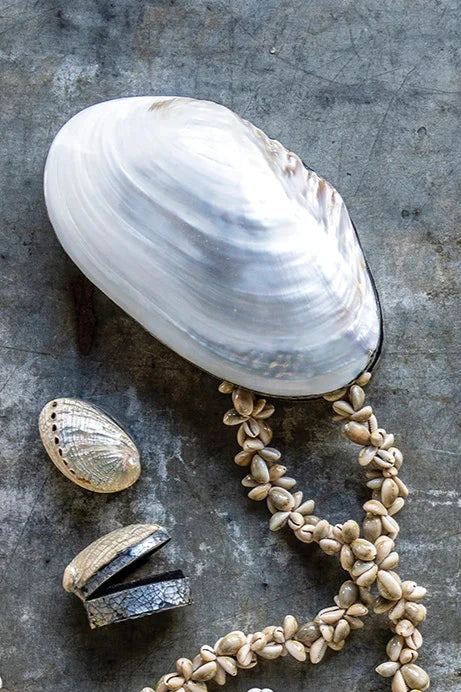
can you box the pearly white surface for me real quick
[44,97,381,397]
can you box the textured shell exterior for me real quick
[63,523,159,592]
[44,96,381,397]
[39,398,141,493]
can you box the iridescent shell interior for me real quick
[44,97,382,397]
[39,398,141,492]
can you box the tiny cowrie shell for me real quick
[241,474,258,488]
[234,450,253,467]
[190,662,217,682]
[269,511,290,531]
[394,476,409,498]
[368,413,378,431]
[342,519,360,543]
[381,432,395,449]
[215,631,246,656]
[375,535,395,563]
[237,424,247,446]
[283,615,298,639]
[164,674,185,691]
[217,647,237,677]
[379,551,400,570]
[342,421,370,445]
[295,525,314,543]
[269,486,295,511]
[337,580,359,608]
[223,409,247,426]
[199,645,216,662]
[387,634,404,661]
[389,447,404,469]
[316,606,345,625]
[295,621,319,644]
[332,400,355,417]
[319,538,341,555]
[405,602,426,625]
[349,384,365,410]
[388,497,405,516]
[340,544,355,571]
[284,638,306,661]
[400,663,430,690]
[319,624,334,641]
[351,538,377,561]
[323,387,348,401]
[382,514,400,536]
[273,476,296,490]
[232,388,254,417]
[388,599,406,623]
[257,403,275,419]
[292,490,303,509]
[351,559,375,579]
[258,420,273,444]
[344,615,364,629]
[309,637,327,664]
[250,632,267,651]
[251,398,267,416]
[243,418,260,438]
[375,661,401,678]
[355,563,378,587]
[381,478,400,507]
[272,626,285,643]
[377,570,403,600]
[287,512,304,531]
[359,445,378,466]
[236,643,252,666]
[218,381,234,393]
[369,429,384,447]
[403,582,426,601]
[346,603,368,617]
[396,619,415,637]
[391,669,407,692]
[268,464,287,480]
[362,515,383,542]
[366,477,384,489]
[350,405,373,422]
[258,643,283,659]
[333,618,350,642]
[297,499,315,515]
[399,648,419,664]
[313,519,330,541]
[259,447,281,462]
[405,628,423,650]
[243,438,265,451]
[176,658,193,679]
[363,499,388,516]
[250,455,270,484]
[248,483,271,501]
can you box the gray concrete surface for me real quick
[0,1,460,690]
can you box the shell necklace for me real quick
[146,373,429,692]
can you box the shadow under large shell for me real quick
[43,96,382,397]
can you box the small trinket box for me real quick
[63,523,192,628]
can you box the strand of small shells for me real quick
[148,374,429,692]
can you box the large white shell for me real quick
[44,97,381,397]
[39,398,141,492]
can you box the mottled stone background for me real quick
[0,1,460,690]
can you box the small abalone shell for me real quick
[39,398,141,493]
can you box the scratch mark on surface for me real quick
[0,474,49,587]
[352,65,417,198]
